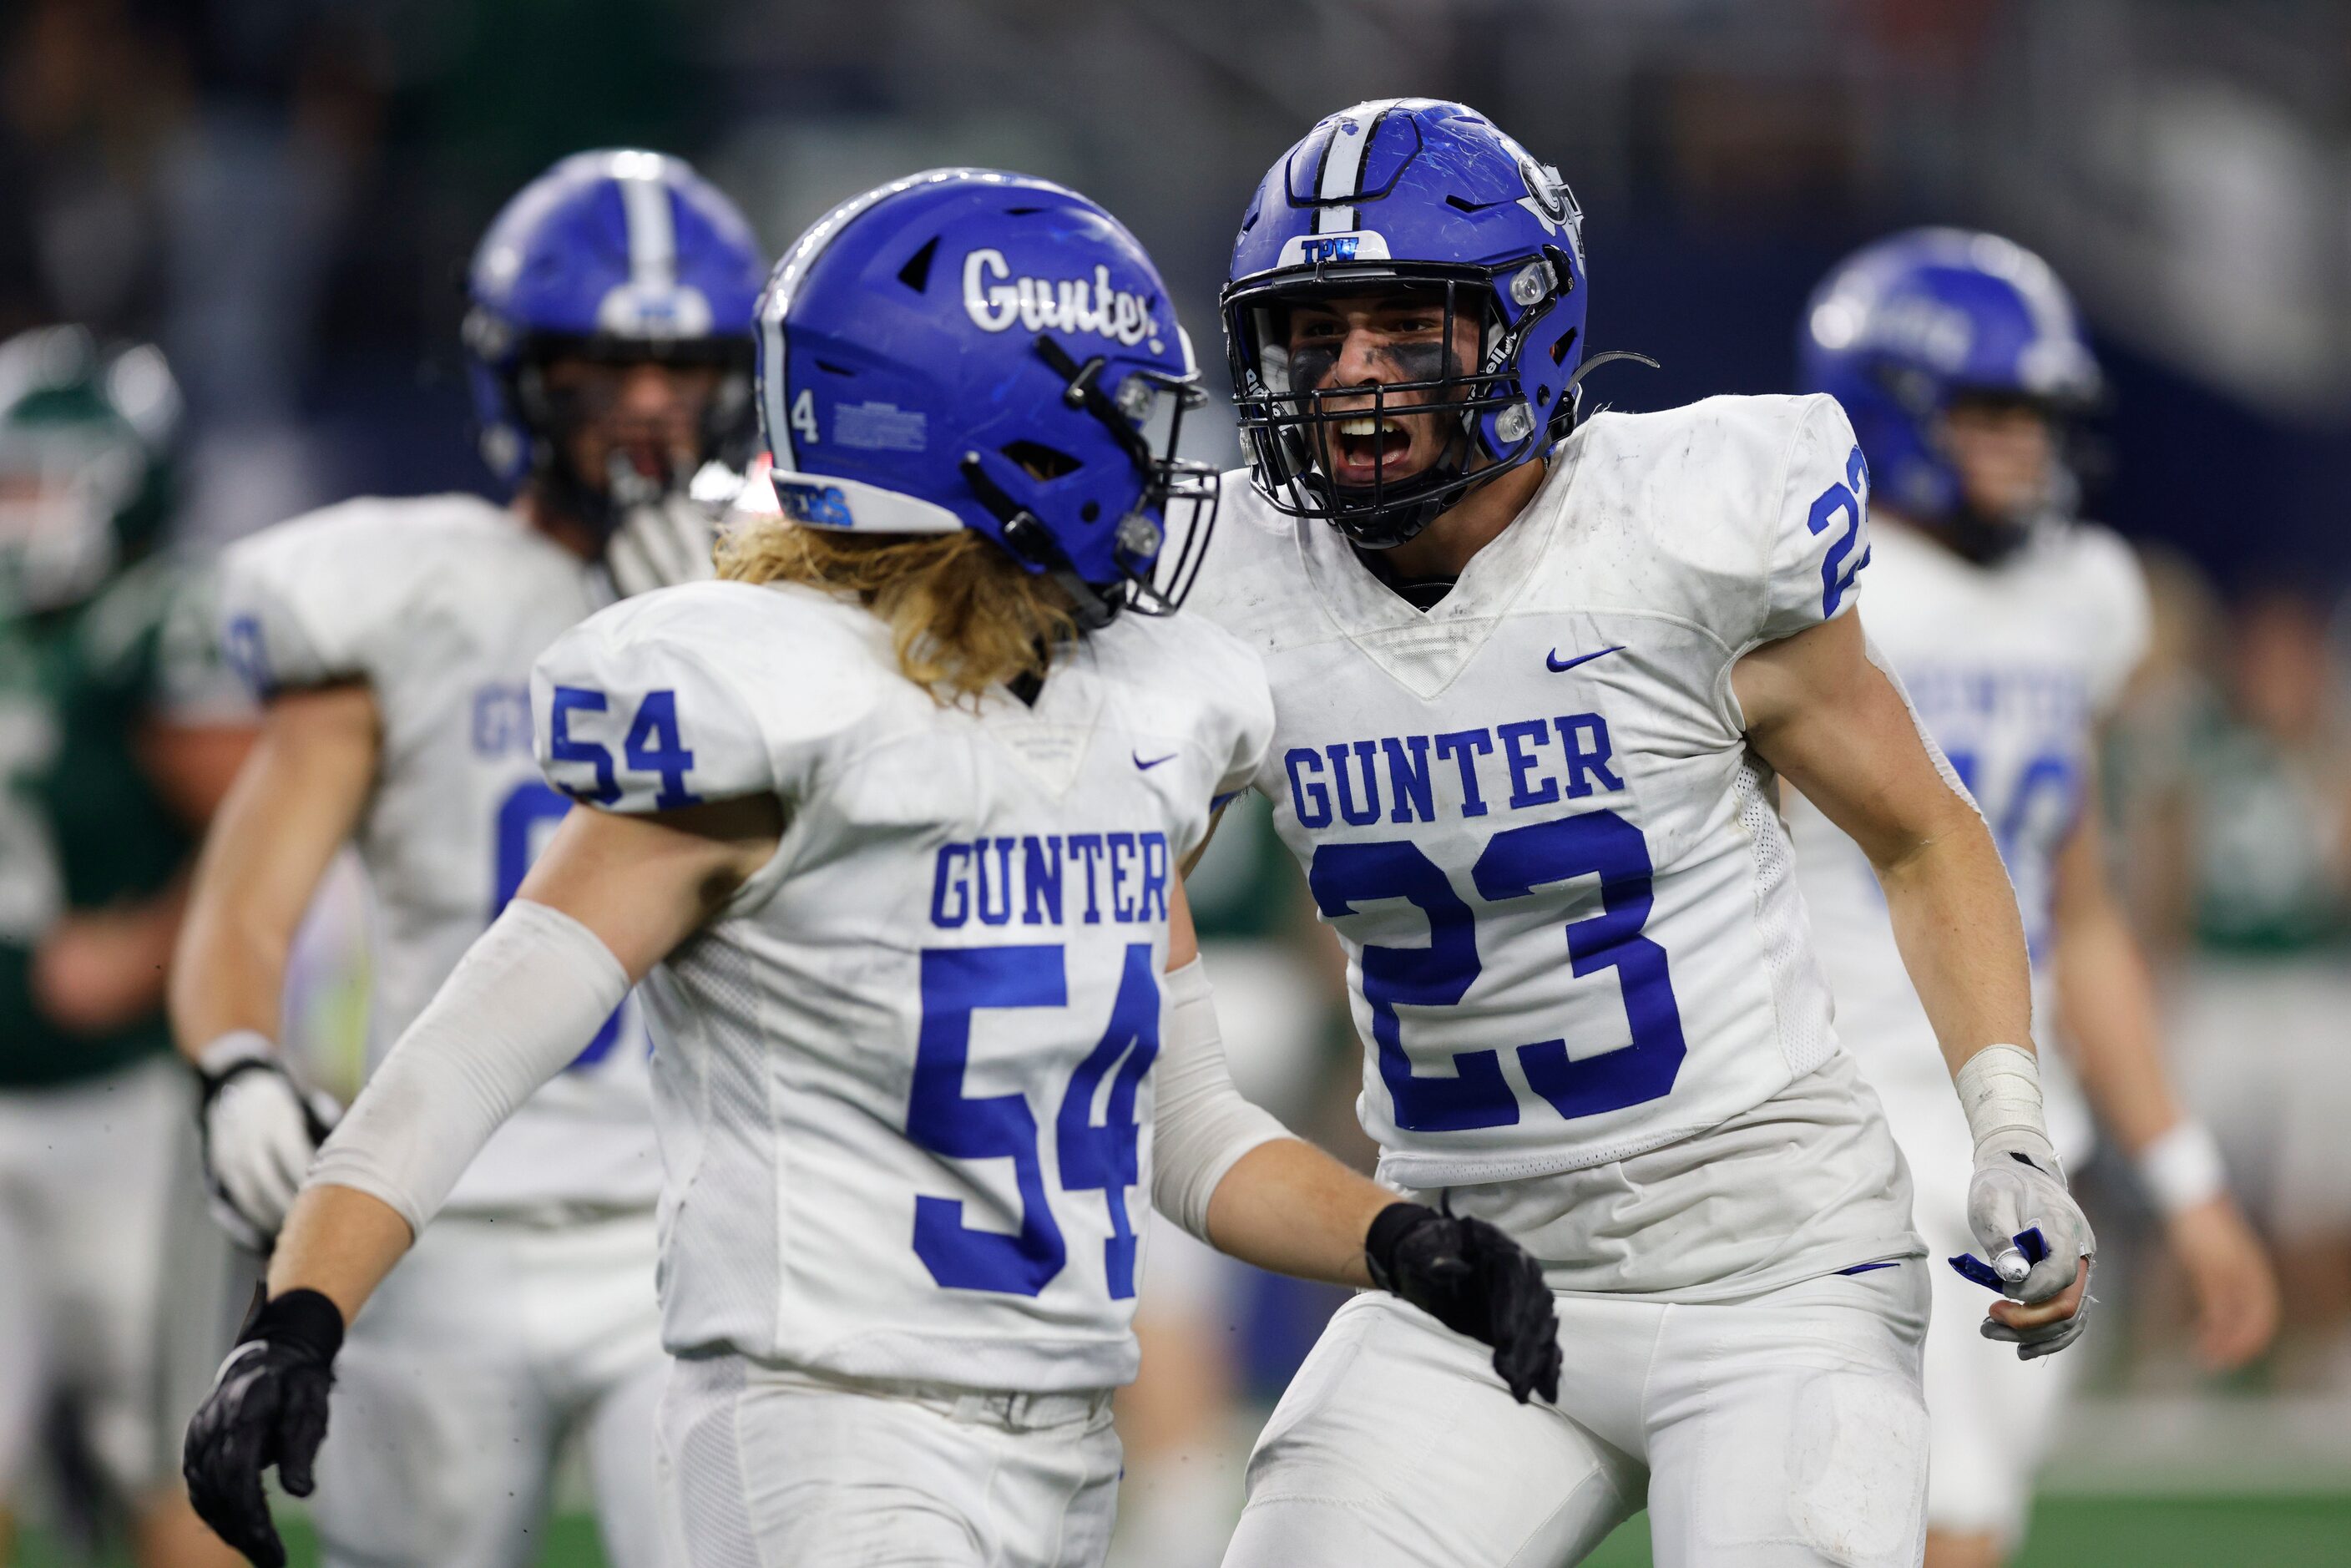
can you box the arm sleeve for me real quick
[304,900,629,1234]
[1150,958,1293,1242]
[1757,394,1875,644]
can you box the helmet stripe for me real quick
[1313,112,1373,235]
[614,164,678,294]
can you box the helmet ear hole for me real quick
[1000,440,1083,481]
[897,237,941,293]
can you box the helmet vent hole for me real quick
[1081,501,1101,522]
[897,236,941,293]
[1445,195,1482,213]
[816,359,856,377]
[1004,205,1044,217]
[1550,326,1578,367]
[1000,440,1081,480]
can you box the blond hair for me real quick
[716,518,1079,705]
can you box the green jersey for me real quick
[0,554,247,1088]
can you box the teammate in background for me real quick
[167,149,762,1568]
[1786,230,2278,1568]
[179,168,1560,1568]
[1193,99,2091,1568]
[0,326,250,1568]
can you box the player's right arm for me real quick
[185,788,777,1568]
[169,682,378,1249]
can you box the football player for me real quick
[0,326,250,1567]
[1786,230,2278,1568]
[1191,99,2091,1567]
[166,149,763,1568]
[178,169,1563,1568]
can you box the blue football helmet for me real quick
[1222,99,1589,549]
[756,168,1215,629]
[1799,228,2101,533]
[463,149,765,528]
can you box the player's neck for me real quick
[518,486,602,564]
[1376,456,1548,581]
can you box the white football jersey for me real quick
[531,579,1272,1393]
[1191,393,1874,1192]
[218,496,658,1216]
[1787,519,2151,1166]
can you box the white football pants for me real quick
[656,1356,1122,1568]
[1225,1262,1931,1568]
[309,1208,665,1568]
[0,1057,190,1500]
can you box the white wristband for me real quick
[196,1029,278,1078]
[2137,1120,2227,1217]
[1954,1043,2053,1154]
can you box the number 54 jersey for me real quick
[1192,393,1919,1295]
[532,579,1272,1393]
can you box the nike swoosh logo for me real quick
[1545,645,1624,673]
[1133,752,1177,771]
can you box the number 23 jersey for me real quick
[533,579,1272,1393]
[1193,393,1873,1193]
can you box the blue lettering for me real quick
[1286,746,1332,829]
[1107,832,1139,921]
[1382,736,1434,823]
[1327,741,1383,827]
[1067,834,1106,923]
[1498,720,1559,810]
[1556,713,1624,797]
[1434,729,1494,817]
[1023,836,1064,926]
[775,479,854,528]
[930,844,972,928]
[1140,832,1170,921]
[471,684,533,757]
[975,837,1016,926]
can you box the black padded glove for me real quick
[184,1289,343,1567]
[1365,1201,1562,1404]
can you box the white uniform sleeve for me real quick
[1151,959,1292,1242]
[1756,393,1875,645]
[1211,641,1278,811]
[2075,527,2153,716]
[306,899,629,1234]
[215,502,426,695]
[532,580,880,812]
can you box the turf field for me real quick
[18,1495,2351,1566]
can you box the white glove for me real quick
[1950,1044,2096,1360]
[196,1032,341,1252]
[604,495,719,599]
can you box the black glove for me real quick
[184,1288,343,1567]
[1365,1201,1562,1404]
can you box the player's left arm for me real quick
[1154,879,1561,1404]
[2050,756,2278,1368]
[1737,609,2091,1351]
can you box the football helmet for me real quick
[0,325,180,615]
[756,168,1215,629]
[1222,99,1588,549]
[1799,227,2100,541]
[463,149,764,533]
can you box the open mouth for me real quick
[1329,414,1412,483]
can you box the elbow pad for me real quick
[306,899,629,1234]
[1150,958,1292,1242]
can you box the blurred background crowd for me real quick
[3,0,2348,1564]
